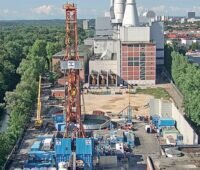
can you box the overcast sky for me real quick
[0,0,200,20]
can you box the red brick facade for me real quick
[121,43,156,84]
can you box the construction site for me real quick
[4,0,200,170]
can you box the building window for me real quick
[140,56,145,61]
[134,57,139,61]
[128,57,133,61]
[140,75,145,80]
[140,44,145,47]
[140,67,145,72]
[128,44,133,47]
[140,52,145,56]
[128,62,134,66]
[140,62,145,66]
[134,44,139,47]
[133,62,139,66]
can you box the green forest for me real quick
[165,44,200,133]
[0,20,91,167]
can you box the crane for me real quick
[34,75,43,129]
[62,2,85,138]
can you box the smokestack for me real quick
[110,0,115,19]
[114,0,125,23]
[122,0,139,27]
[110,0,114,6]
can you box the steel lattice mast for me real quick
[63,3,85,138]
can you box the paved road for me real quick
[130,121,160,170]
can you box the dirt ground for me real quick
[83,94,154,116]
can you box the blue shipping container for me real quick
[30,141,41,151]
[55,123,65,131]
[76,154,93,170]
[158,118,175,128]
[55,138,72,155]
[53,114,64,123]
[76,138,94,155]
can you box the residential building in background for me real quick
[83,20,89,30]
[188,12,196,19]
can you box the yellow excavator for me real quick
[34,76,43,129]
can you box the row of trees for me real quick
[165,44,200,133]
[0,40,46,166]
[0,24,61,167]
[171,52,200,127]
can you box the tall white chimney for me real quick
[110,0,115,19]
[122,0,139,27]
[114,0,125,23]
[110,0,114,6]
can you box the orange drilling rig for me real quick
[62,3,85,138]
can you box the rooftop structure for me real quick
[151,145,200,169]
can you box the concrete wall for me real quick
[149,99,199,145]
[94,39,120,55]
[171,104,199,145]
[120,26,150,42]
[89,60,118,74]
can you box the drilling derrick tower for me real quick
[63,3,85,138]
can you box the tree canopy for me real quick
[165,44,200,133]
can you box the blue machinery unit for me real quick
[54,138,94,170]
[158,118,176,128]
[55,138,72,164]
[76,138,94,170]
[25,138,94,169]
[151,115,176,129]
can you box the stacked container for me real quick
[158,118,175,129]
[76,138,94,170]
[55,138,72,164]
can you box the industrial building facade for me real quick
[121,43,156,85]
[85,0,164,86]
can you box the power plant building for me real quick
[87,0,164,86]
